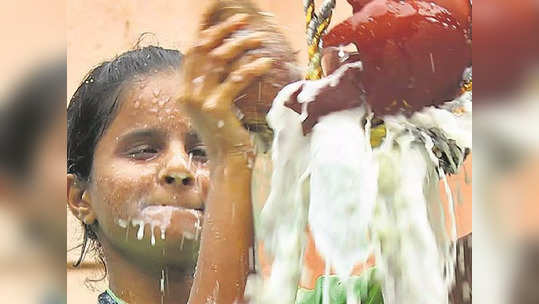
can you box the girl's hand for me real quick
[178,13,273,160]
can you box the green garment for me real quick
[296,268,384,304]
[102,268,383,304]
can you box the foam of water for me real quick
[117,205,201,246]
[249,63,472,303]
[309,107,378,277]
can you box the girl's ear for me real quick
[67,174,96,225]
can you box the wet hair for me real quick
[0,58,66,180]
[67,46,182,268]
[68,46,182,182]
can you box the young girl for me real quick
[67,12,278,303]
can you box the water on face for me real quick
[117,205,201,247]
[249,65,471,304]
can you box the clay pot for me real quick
[323,0,472,115]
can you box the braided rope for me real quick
[461,68,472,93]
[304,0,336,80]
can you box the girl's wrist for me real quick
[209,146,255,172]
[187,109,253,161]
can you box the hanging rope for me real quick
[461,67,472,93]
[304,0,336,80]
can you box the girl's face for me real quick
[88,70,209,264]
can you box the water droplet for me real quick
[158,96,170,107]
[118,219,128,228]
[429,52,436,73]
[230,74,243,82]
[132,220,145,240]
[179,235,185,250]
[160,269,165,293]
[188,153,193,170]
[338,47,345,58]
[192,76,204,85]
[217,120,224,128]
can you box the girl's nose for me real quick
[162,171,194,186]
[158,153,194,187]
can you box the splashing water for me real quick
[309,107,378,280]
[249,65,471,304]
[246,81,311,303]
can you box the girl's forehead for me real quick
[112,71,191,132]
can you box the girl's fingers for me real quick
[204,57,273,111]
[227,52,262,75]
[189,71,222,104]
[196,13,250,51]
[209,32,266,61]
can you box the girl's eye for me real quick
[126,145,159,160]
[188,146,208,163]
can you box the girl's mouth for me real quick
[142,203,204,212]
[118,204,204,245]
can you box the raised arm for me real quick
[177,13,272,304]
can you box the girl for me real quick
[67,13,277,303]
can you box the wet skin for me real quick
[68,71,210,303]
[89,70,210,265]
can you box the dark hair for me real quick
[67,46,182,268]
[0,57,66,180]
[67,46,182,182]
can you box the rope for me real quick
[304,0,336,80]
[302,0,388,148]
[461,67,472,93]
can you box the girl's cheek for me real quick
[94,164,156,219]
